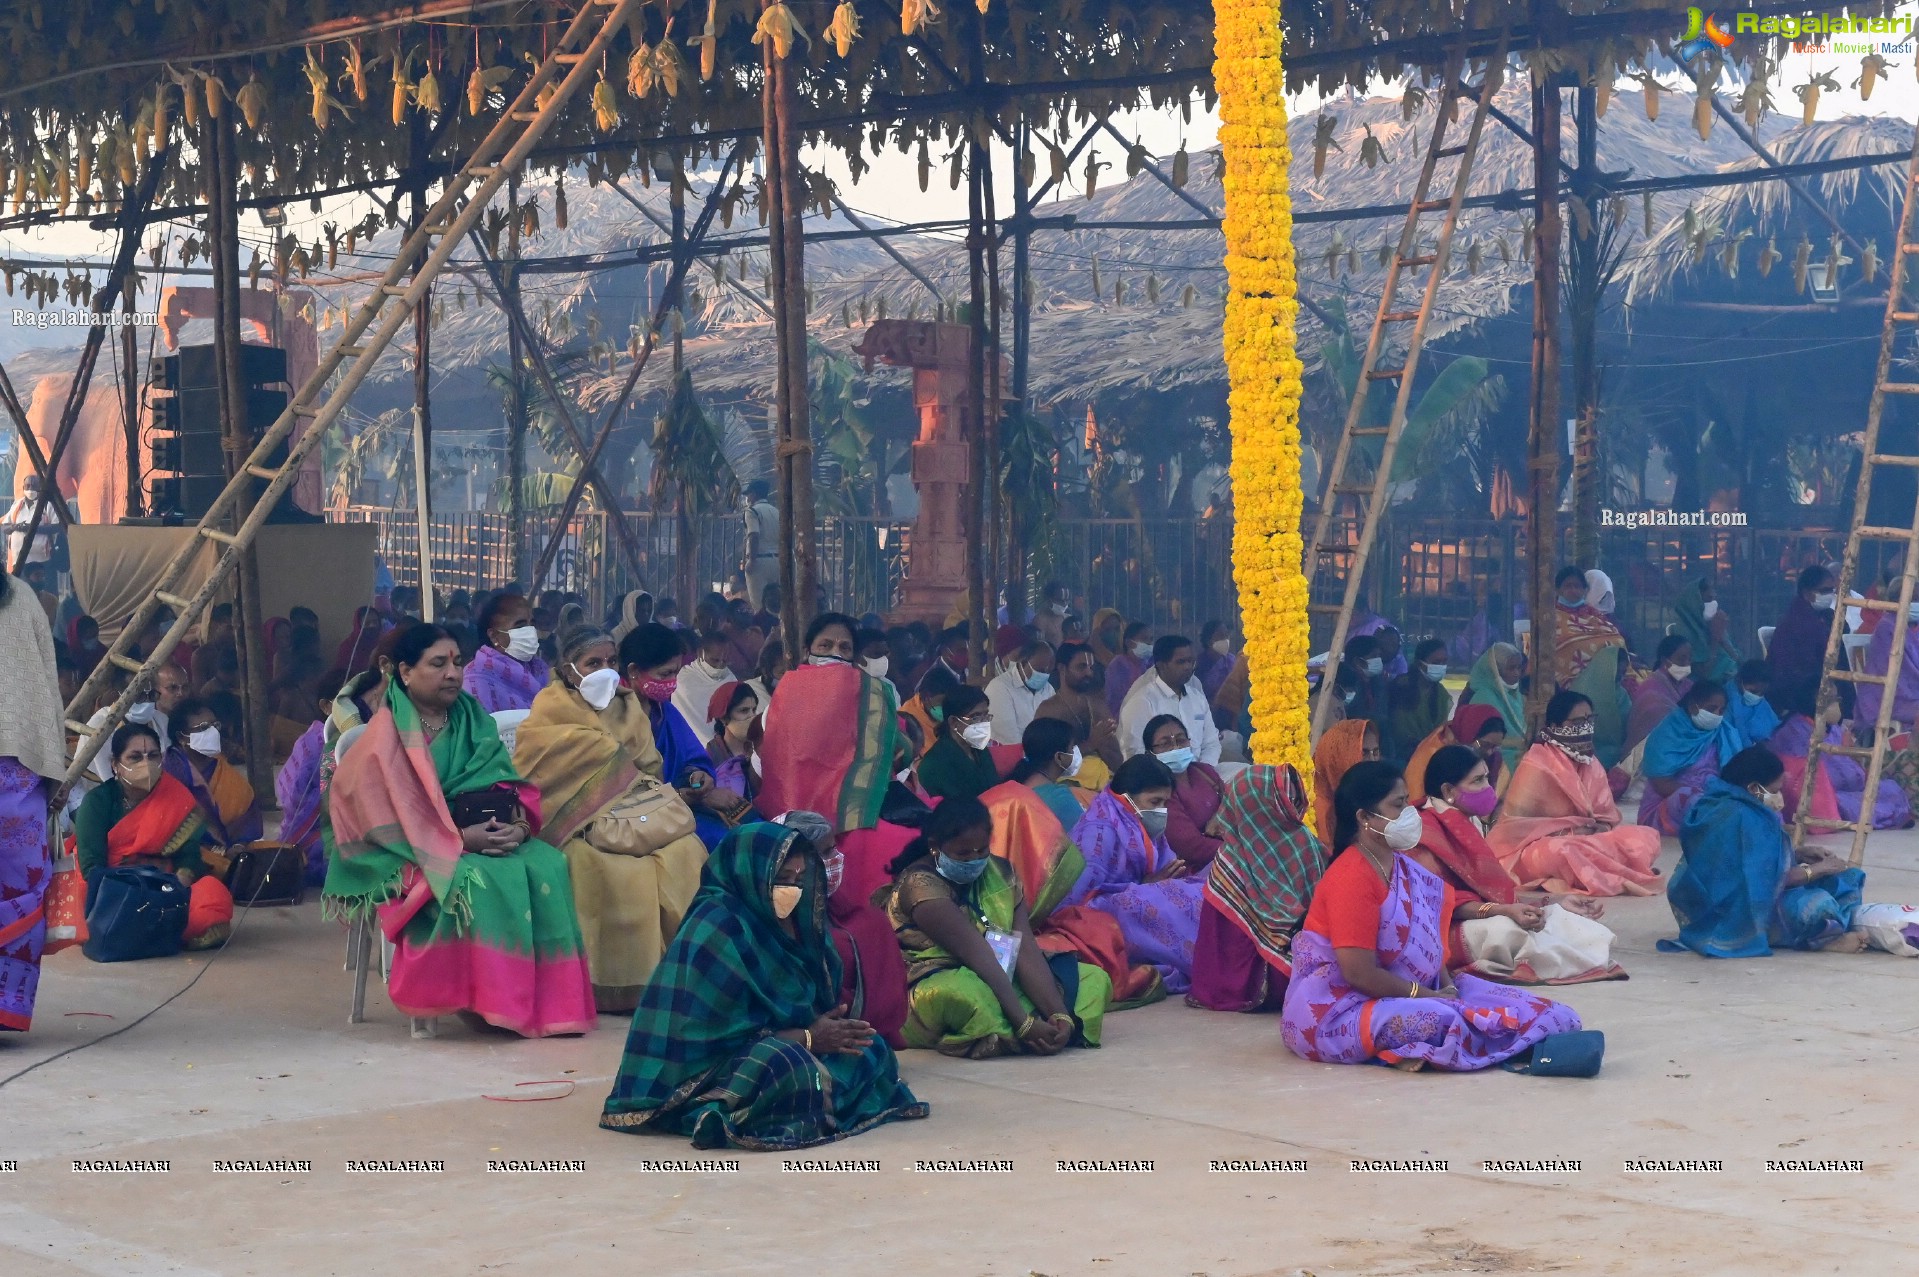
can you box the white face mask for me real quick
[1498,675,1520,692]
[1050,602,1070,617]
[1753,785,1785,813]
[1131,641,1153,660]
[1691,708,1724,731]
[863,655,890,679]
[1422,662,1447,682]
[577,667,622,711]
[1666,664,1693,682]
[1814,591,1838,611]
[1701,599,1719,619]
[960,721,994,750]
[187,726,222,757]
[1363,657,1384,676]
[1741,688,1764,707]
[809,653,851,667]
[698,657,730,677]
[1211,639,1231,655]
[503,625,540,661]
[1371,805,1423,852]
[1062,746,1083,778]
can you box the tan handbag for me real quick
[589,775,698,856]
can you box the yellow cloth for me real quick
[513,680,704,1012]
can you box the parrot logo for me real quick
[1677,7,1736,64]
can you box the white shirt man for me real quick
[3,481,67,566]
[1117,637,1221,765]
[985,641,1057,745]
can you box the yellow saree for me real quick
[513,680,707,1013]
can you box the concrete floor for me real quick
[3,827,1916,1277]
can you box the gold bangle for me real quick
[1049,1011,1075,1027]
[1478,901,1494,917]
[1408,980,1419,999]
[1015,1014,1039,1039]
[803,1028,813,1053]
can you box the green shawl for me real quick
[1671,579,1741,685]
[1464,643,1527,771]
[1568,644,1631,768]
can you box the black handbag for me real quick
[225,844,307,907]
[82,866,189,963]
[448,784,522,829]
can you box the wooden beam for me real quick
[1524,73,1564,732]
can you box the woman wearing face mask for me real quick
[979,721,1167,1008]
[1384,639,1452,764]
[705,681,762,807]
[464,593,550,713]
[1671,578,1741,685]
[880,796,1110,1057]
[1189,764,1328,1013]
[1403,704,1508,807]
[1281,761,1584,1070]
[1311,718,1381,848]
[1413,746,1622,985]
[1488,692,1663,896]
[601,822,927,1147]
[72,723,235,954]
[1462,642,1527,774]
[1102,621,1156,716]
[1624,635,1696,755]
[1144,715,1227,870]
[1638,680,1738,835]
[1062,754,1204,994]
[1662,745,1871,957]
[1195,620,1236,707]
[1770,686,1913,830]
[162,697,265,875]
[1549,565,1626,691]
[915,686,1003,804]
[616,623,748,849]
[670,631,737,734]
[511,625,709,1012]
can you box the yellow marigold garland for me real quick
[1214,0,1312,788]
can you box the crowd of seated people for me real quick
[14,555,1919,1155]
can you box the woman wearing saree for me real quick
[512,625,709,1014]
[1190,765,1328,1013]
[1414,746,1623,985]
[324,624,595,1038]
[1624,636,1694,756]
[1384,639,1453,763]
[980,721,1165,1008]
[880,796,1109,1058]
[1145,714,1227,870]
[1461,643,1527,774]
[1771,694,1914,829]
[276,671,346,886]
[1403,704,1508,806]
[704,681,762,810]
[1550,566,1627,690]
[1312,718,1379,848]
[163,698,265,860]
[1638,681,1735,835]
[1671,579,1740,686]
[0,569,66,1030]
[617,623,750,848]
[916,685,1002,803]
[768,809,909,1049]
[1281,761,1584,1071]
[465,593,551,714]
[600,822,928,1149]
[1064,755,1204,995]
[1660,746,1870,958]
[1488,692,1663,897]
[74,723,234,953]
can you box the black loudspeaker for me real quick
[144,346,293,523]
[160,342,287,390]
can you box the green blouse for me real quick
[72,778,208,884]
[916,734,1001,803]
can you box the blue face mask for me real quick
[1024,669,1052,693]
[1154,746,1197,774]
[934,851,989,885]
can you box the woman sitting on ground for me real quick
[1281,761,1584,1071]
[1771,687,1914,830]
[617,623,750,848]
[880,796,1110,1057]
[600,821,928,1148]
[464,592,550,713]
[1403,704,1507,806]
[324,623,595,1037]
[73,723,233,954]
[1662,744,1870,957]
[162,697,264,865]
[1311,717,1380,848]
[1385,638,1453,763]
[1488,691,1663,897]
[916,684,1002,803]
[1414,746,1623,985]
[1189,765,1328,1012]
[511,625,709,1013]
[1462,642,1527,774]
[1638,679,1734,834]
[1625,635,1695,756]
[704,681,762,809]
[769,809,910,1048]
[1145,713,1228,871]
[1064,754,1204,995]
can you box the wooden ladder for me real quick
[1304,41,1507,740]
[59,0,646,788]
[1791,125,1919,864]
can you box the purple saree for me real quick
[0,759,49,1032]
[464,644,551,714]
[276,719,327,884]
[1066,789,1204,993]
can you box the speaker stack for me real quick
[145,343,292,522]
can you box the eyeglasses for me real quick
[1361,747,1383,760]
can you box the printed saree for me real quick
[1066,788,1204,994]
[463,643,551,714]
[0,759,49,1030]
[1570,647,1631,769]
[323,683,595,1038]
[1281,850,1582,1070]
[1551,603,1626,689]
[1192,765,1328,1012]
[1660,778,1865,957]
[882,855,1111,1058]
[513,680,708,1013]
[600,823,928,1149]
[275,719,327,884]
[1487,743,1663,897]
[755,662,901,833]
[1312,718,1372,848]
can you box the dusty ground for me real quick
[2,827,1914,1277]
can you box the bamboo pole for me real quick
[505,173,527,586]
[408,112,435,605]
[763,16,817,642]
[122,277,142,518]
[1568,83,1600,568]
[1524,73,1565,733]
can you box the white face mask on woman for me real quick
[503,626,540,661]
[576,667,622,711]
[187,725,222,757]
[1370,805,1423,851]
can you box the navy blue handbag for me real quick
[82,866,189,963]
[1503,1029,1605,1077]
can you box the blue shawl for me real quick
[1662,779,1792,958]
[1641,705,1737,780]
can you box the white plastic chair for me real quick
[1758,626,1776,658]
[491,708,531,756]
[336,722,435,1038]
